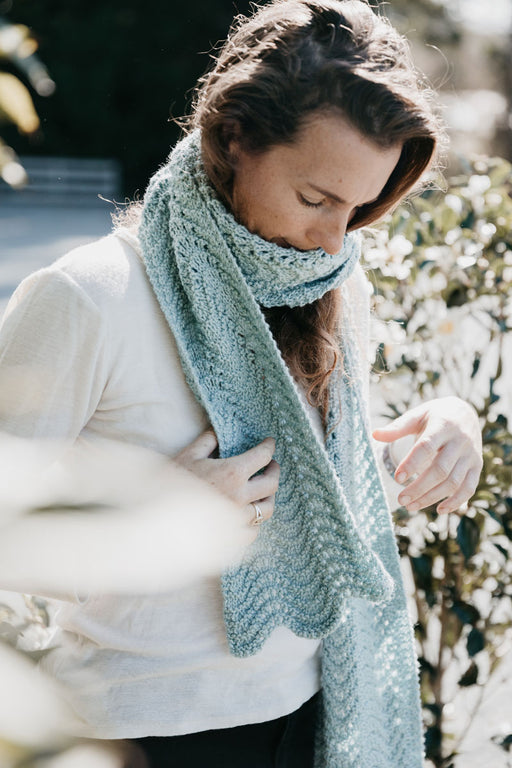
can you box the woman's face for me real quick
[231,112,402,255]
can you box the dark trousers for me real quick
[131,692,319,768]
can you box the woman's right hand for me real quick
[174,430,280,525]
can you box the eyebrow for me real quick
[307,183,379,207]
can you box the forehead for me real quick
[271,112,402,204]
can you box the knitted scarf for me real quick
[139,132,424,768]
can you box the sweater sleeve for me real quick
[0,267,109,441]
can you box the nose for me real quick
[307,212,349,255]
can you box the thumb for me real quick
[372,409,427,443]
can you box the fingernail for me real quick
[399,495,410,506]
[396,472,408,484]
[408,503,419,512]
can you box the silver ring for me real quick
[250,502,264,526]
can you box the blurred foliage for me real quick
[378,0,461,47]
[2,0,253,198]
[363,157,512,767]
[0,14,54,187]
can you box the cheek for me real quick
[251,188,292,229]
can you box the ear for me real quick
[228,138,240,165]
[221,120,243,165]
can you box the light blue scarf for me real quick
[139,131,424,768]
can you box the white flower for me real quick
[372,317,407,346]
[445,227,462,246]
[412,271,439,299]
[374,298,400,320]
[457,254,478,269]
[477,221,497,241]
[383,260,412,281]
[387,234,413,261]
[364,246,388,269]
[486,192,503,207]
[445,194,463,214]
[437,319,455,335]
[430,272,448,293]
[468,174,491,195]
[424,246,444,262]
[463,241,483,259]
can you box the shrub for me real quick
[364,156,512,767]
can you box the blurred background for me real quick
[0,0,511,200]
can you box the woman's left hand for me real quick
[372,396,483,515]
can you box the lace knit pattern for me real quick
[139,132,424,767]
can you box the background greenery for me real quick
[364,160,512,766]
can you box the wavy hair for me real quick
[119,1,444,425]
[186,0,443,424]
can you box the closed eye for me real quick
[299,194,324,209]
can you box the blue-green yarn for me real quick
[139,131,424,768]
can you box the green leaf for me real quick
[410,554,433,593]
[423,702,442,718]
[451,600,480,625]
[460,210,475,229]
[447,287,470,308]
[471,354,481,379]
[474,489,497,504]
[494,733,512,752]
[493,542,509,559]
[456,516,480,560]
[458,661,478,687]
[488,160,512,186]
[425,725,442,760]
[467,627,485,656]
[372,342,389,374]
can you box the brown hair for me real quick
[119,1,444,425]
[186,0,443,424]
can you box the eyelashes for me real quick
[299,192,364,219]
[299,194,324,209]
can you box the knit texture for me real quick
[139,131,424,768]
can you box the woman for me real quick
[0,1,482,767]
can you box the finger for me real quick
[437,467,482,514]
[179,430,218,461]
[393,426,449,485]
[246,460,280,502]
[397,442,460,506]
[232,437,276,479]
[372,406,428,443]
[246,496,274,526]
[398,456,469,513]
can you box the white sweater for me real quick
[0,231,371,738]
